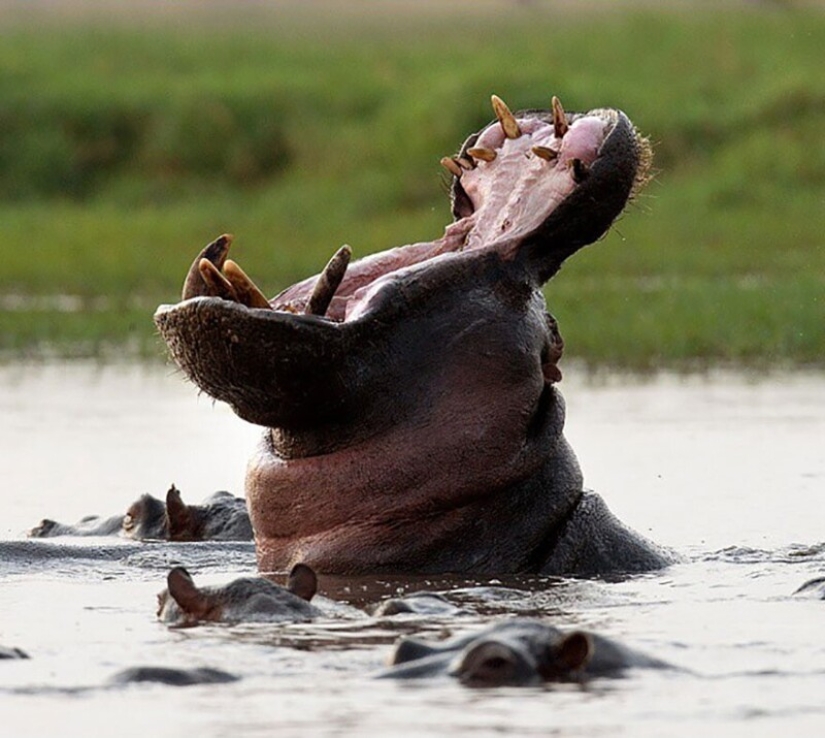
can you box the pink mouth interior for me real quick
[272,111,612,322]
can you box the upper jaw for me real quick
[162,97,647,326]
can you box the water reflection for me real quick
[1,362,823,736]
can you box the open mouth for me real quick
[160,95,649,326]
[154,93,649,431]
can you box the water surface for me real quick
[1,363,823,737]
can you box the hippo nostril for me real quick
[569,158,589,184]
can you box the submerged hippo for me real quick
[380,619,670,687]
[124,485,252,541]
[28,485,252,542]
[155,92,673,577]
[157,563,320,626]
[0,645,29,659]
[793,577,825,599]
[108,666,239,687]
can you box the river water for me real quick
[1,362,823,737]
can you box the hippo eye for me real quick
[457,642,520,687]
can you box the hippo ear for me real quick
[388,637,440,666]
[165,484,192,539]
[555,631,593,673]
[287,563,318,601]
[456,641,523,687]
[166,567,209,617]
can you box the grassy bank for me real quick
[1,5,823,367]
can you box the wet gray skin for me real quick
[124,485,253,541]
[793,576,825,599]
[108,666,239,687]
[0,645,29,660]
[157,563,320,626]
[370,591,466,617]
[155,93,674,577]
[379,619,671,688]
[28,485,252,542]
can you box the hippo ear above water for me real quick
[544,631,593,678]
[167,567,210,618]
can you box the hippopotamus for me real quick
[124,485,252,541]
[793,576,825,598]
[154,92,673,577]
[157,563,320,626]
[370,591,466,618]
[28,485,252,542]
[108,666,239,686]
[379,619,670,687]
[0,645,29,659]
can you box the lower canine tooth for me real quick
[306,245,352,317]
[182,233,233,300]
[198,259,239,302]
[223,260,272,309]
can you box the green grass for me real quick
[1,5,823,367]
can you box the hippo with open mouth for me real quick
[155,93,673,577]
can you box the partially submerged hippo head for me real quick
[155,93,661,577]
[157,563,319,626]
[381,619,670,687]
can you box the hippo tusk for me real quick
[306,244,352,317]
[182,233,233,300]
[491,94,522,139]
[467,147,497,163]
[198,259,239,302]
[224,260,272,310]
[440,157,464,178]
[552,96,568,139]
[532,145,559,162]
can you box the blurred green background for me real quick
[1,0,823,368]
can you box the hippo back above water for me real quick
[155,92,675,578]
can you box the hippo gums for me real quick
[155,92,673,577]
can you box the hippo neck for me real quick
[250,426,584,575]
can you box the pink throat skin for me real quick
[270,113,610,323]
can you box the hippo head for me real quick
[155,94,651,575]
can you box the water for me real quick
[1,362,823,737]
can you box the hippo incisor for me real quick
[155,93,674,577]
